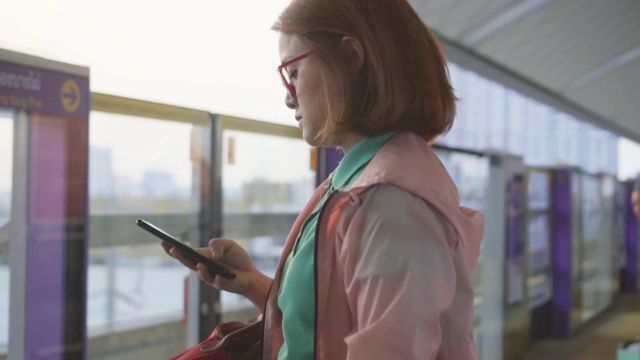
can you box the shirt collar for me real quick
[331,132,397,190]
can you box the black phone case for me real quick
[136,218,236,280]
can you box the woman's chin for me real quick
[302,131,322,147]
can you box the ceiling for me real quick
[410,0,640,143]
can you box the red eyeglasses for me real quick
[277,50,316,98]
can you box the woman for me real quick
[164,0,484,358]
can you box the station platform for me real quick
[522,293,640,360]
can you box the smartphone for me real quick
[135,218,236,280]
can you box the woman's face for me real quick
[278,33,340,147]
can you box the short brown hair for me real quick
[272,0,456,143]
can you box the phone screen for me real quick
[135,218,236,280]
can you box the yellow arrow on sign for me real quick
[61,79,81,113]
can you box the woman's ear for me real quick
[341,36,365,71]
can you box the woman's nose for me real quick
[284,91,296,109]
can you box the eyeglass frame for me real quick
[277,50,316,99]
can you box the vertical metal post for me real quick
[187,114,223,344]
[8,110,29,360]
[480,154,507,360]
[480,152,526,360]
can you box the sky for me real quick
[0,0,294,124]
[0,0,639,190]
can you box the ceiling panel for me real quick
[569,60,640,120]
[619,104,640,131]
[410,0,640,142]
[474,1,640,88]
[409,0,520,38]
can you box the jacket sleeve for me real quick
[340,185,458,360]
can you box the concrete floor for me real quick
[521,293,640,360]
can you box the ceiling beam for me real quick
[462,0,551,46]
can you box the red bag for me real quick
[171,320,261,360]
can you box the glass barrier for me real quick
[570,170,584,329]
[614,181,628,283]
[579,174,601,322]
[220,129,315,315]
[433,148,489,342]
[526,170,552,309]
[434,149,488,212]
[598,175,615,308]
[0,108,14,350]
[88,111,201,337]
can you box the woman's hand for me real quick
[161,238,272,310]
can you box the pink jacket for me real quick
[262,132,485,359]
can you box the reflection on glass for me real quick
[0,109,13,348]
[88,112,199,336]
[221,130,315,312]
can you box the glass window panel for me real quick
[524,102,554,166]
[505,90,528,157]
[526,170,553,307]
[527,171,550,211]
[86,244,190,332]
[434,149,489,212]
[89,113,198,214]
[607,132,619,174]
[566,114,582,168]
[441,63,470,147]
[221,130,315,314]
[88,112,200,337]
[575,122,594,172]
[448,62,463,86]
[554,113,573,166]
[434,148,489,329]
[584,125,598,174]
[462,72,490,151]
[590,127,609,174]
[487,82,508,150]
[580,174,601,321]
[528,210,551,266]
[447,62,619,177]
[0,108,14,349]
[598,176,615,307]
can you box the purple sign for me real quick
[0,61,89,118]
[25,114,89,359]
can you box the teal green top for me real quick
[277,132,396,360]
